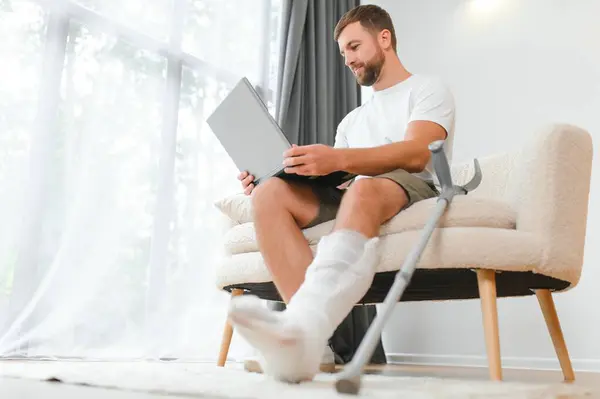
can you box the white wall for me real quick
[362,0,600,371]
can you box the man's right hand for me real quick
[238,171,255,195]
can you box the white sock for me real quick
[227,230,381,383]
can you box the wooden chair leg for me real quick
[476,269,503,381]
[535,289,575,382]
[217,288,244,367]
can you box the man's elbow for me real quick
[407,152,430,173]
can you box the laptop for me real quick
[206,77,356,186]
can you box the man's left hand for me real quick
[283,144,342,176]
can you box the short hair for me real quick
[334,5,397,51]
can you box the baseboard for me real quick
[386,353,600,373]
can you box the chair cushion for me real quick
[215,227,548,290]
[222,196,517,255]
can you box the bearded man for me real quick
[228,4,456,383]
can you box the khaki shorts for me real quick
[305,169,439,229]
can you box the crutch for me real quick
[335,139,483,395]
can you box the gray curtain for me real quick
[275,0,359,146]
[270,0,386,365]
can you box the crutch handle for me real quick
[429,140,453,192]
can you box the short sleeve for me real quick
[333,114,350,148]
[408,78,455,138]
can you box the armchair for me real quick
[213,123,593,382]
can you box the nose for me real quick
[344,54,355,68]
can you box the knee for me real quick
[251,177,291,212]
[342,178,405,221]
[344,178,383,207]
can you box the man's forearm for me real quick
[336,140,431,176]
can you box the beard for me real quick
[353,48,385,86]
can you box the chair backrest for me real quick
[450,124,594,285]
[451,150,522,209]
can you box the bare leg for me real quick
[251,177,320,303]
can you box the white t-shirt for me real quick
[334,74,456,183]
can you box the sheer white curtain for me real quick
[0,0,281,361]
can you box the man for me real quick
[228,4,455,382]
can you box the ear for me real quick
[378,29,393,50]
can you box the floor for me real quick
[1,362,598,398]
[366,363,599,386]
[366,364,600,394]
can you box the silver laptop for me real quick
[206,77,355,186]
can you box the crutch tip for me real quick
[335,376,361,395]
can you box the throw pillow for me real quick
[214,193,254,224]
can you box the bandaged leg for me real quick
[227,229,380,382]
[286,230,380,333]
[228,295,322,382]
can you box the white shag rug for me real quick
[0,361,592,398]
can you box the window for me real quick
[0,0,282,359]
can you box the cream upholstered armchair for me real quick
[212,124,593,382]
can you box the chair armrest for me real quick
[514,124,593,283]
